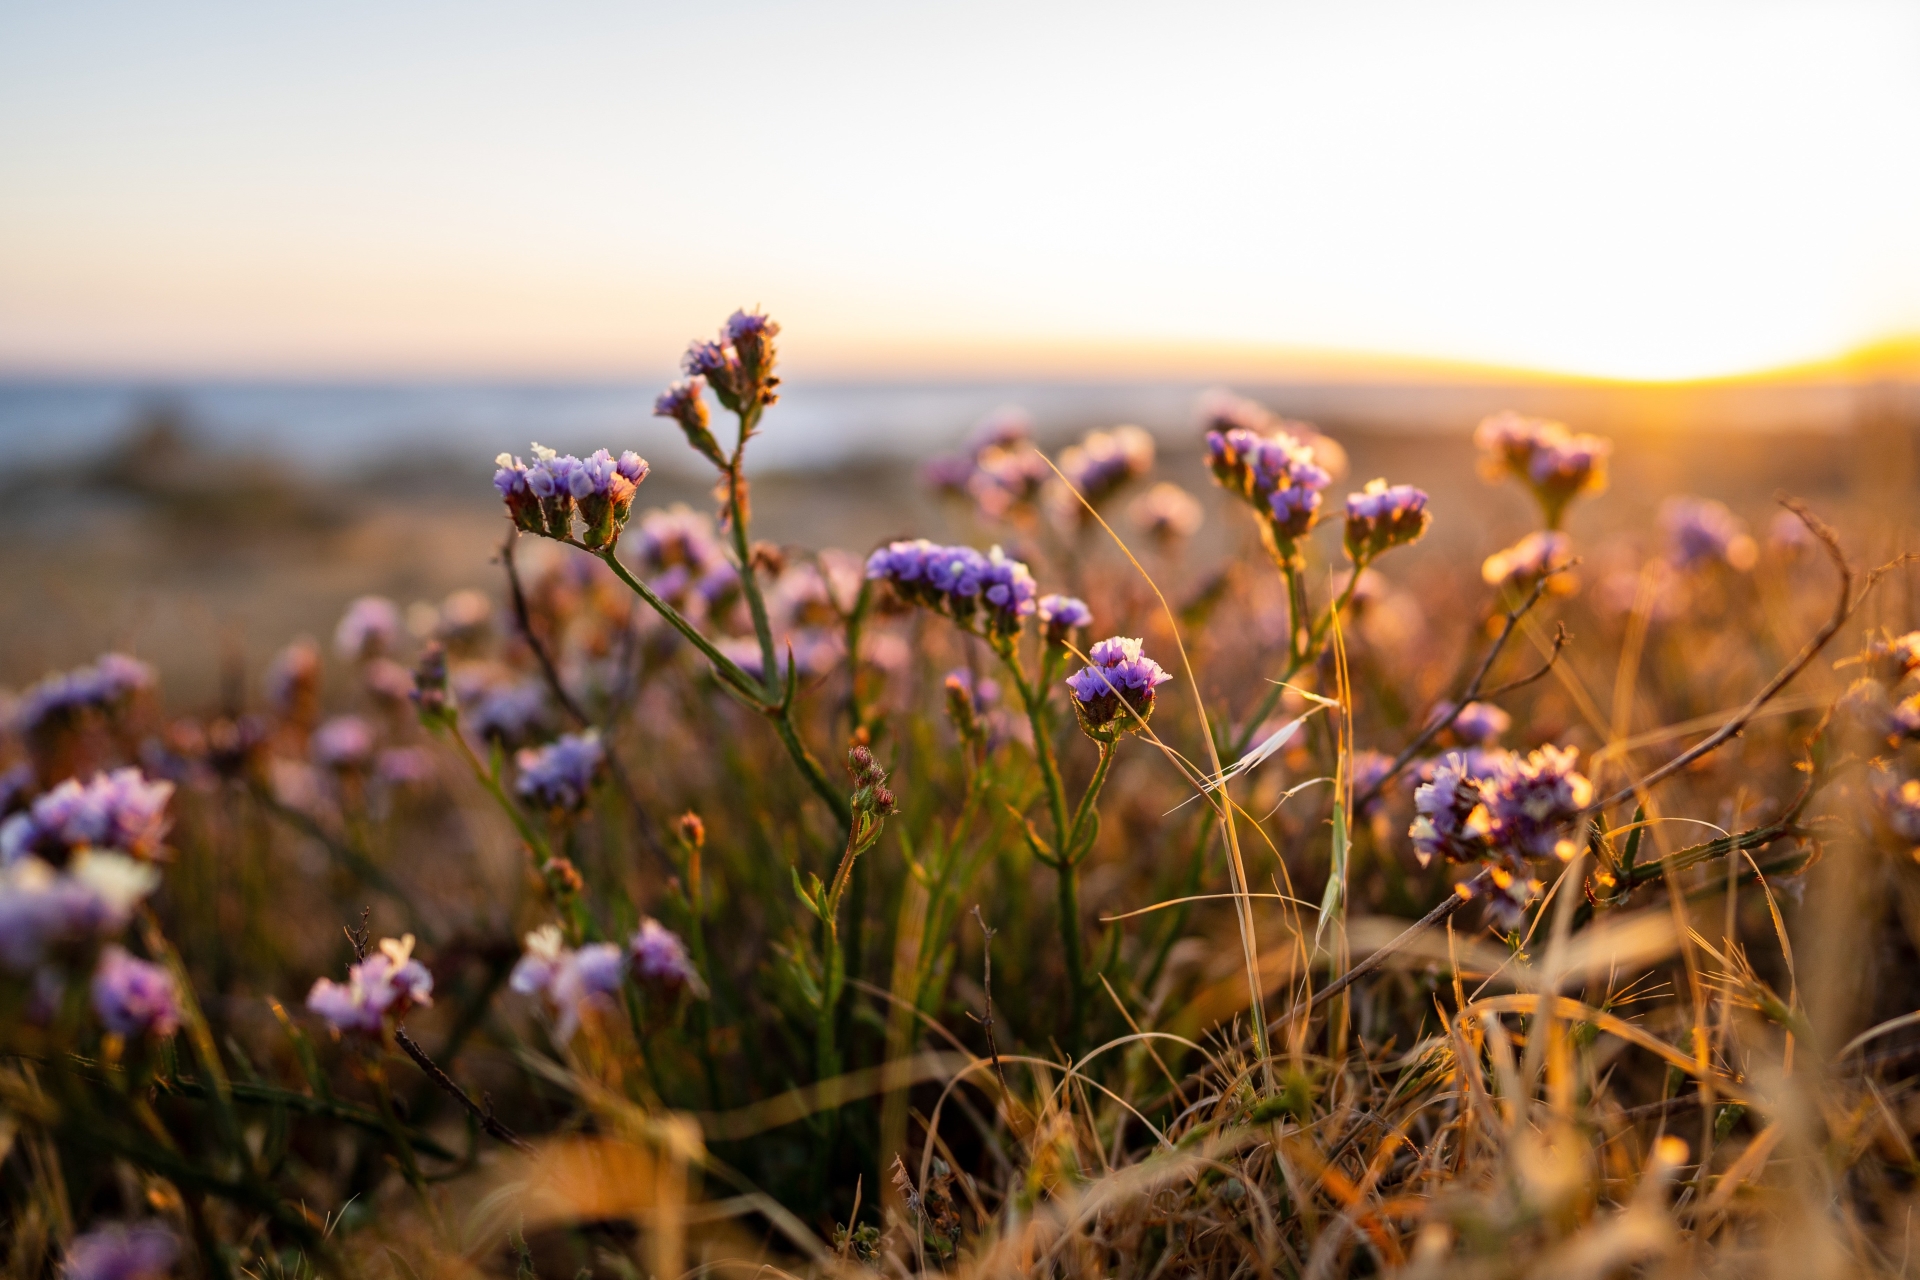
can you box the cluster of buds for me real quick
[923,407,1053,522]
[306,934,433,1035]
[942,669,999,757]
[1473,412,1611,529]
[1481,530,1576,592]
[1196,390,1348,479]
[680,309,781,419]
[1037,593,1092,646]
[494,444,651,549]
[1204,426,1332,549]
[1066,637,1172,743]
[1411,745,1593,930]
[510,919,705,1039]
[514,731,606,813]
[1129,482,1204,546]
[653,379,728,470]
[1343,479,1431,564]
[13,652,155,738]
[1052,425,1156,524]
[1659,496,1758,572]
[1,768,174,864]
[864,540,1038,639]
[92,944,181,1040]
[846,744,898,817]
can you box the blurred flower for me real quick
[1482,745,1592,862]
[1,768,174,864]
[1350,749,1395,816]
[14,653,156,736]
[515,731,605,811]
[1857,630,1920,686]
[306,934,432,1035]
[511,924,627,1040]
[1473,412,1610,528]
[362,658,416,705]
[1067,636,1172,742]
[1660,496,1757,571]
[62,1222,180,1280]
[631,505,728,608]
[463,678,549,746]
[91,945,180,1039]
[1129,482,1204,546]
[968,445,1053,522]
[1874,772,1920,848]
[1194,390,1347,479]
[1343,480,1431,563]
[1430,700,1511,746]
[374,746,435,786]
[1768,508,1818,558]
[333,596,400,661]
[1410,754,1493,868]
[943,668,1000,716]
[1481,531,1576,591]
[1052,425,1155,524]
[0,852,161,970]
[1204,426,1331,548]
[264,640,322,720]
[311,716,376,771]
[629,918,705,997]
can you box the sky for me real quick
[1,1,1918,383]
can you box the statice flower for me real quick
[1037,593,1093,645]
[1660,496,1758,572]
[1858,631,1920,687]
[1053,425,1155,523]
[1066,636,1173,742]
[1204,425,1331,546]
[14,653,157,736]
[1473,412,1610,528]
[969,445,1054,522]
[1481,530,1576,590]
[92,945,180,1039]
[511,924,627,1039]
[629,918,705,997]
[463,678,549,746]
[1,768,175,865]
[0,853,159,970]
[264,639,322,719]
[680,309,781,415]
[311,716,376,771]
[1350,749,1395,816]
[333,596,400,660]
[654,377,727,468]
[1429,700,1511,746]
[1481,745,1593,862]
[572,448,650,549]
[1874,772,1920,848]
[1130,482,1204,545]
[1194,391,1349,479]
[865,541,1037,639]
[62,1222,180,1280]
[495,443,650,547]
[306,934,432,1035]
[1409,754,1494,868]
[515,731,605,811]
[1344,479,1431,563]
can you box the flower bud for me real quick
[654,379,728,469]
[676,810,706,850]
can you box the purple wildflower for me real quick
[375,746,435,786]
[1350,749,1395,816]
[92,945,181,1039]
[333,596,400,661]
[1037,594,1093,645]
[629,918,705,997]
[1874,772,1920,847]
[13,654,156,735]
[311,715,376,771]
[968,445,1054,521]
[723,307,780,399]
[0,852,160,970]
[1480,745,1593,862]
[655,377,727,468]
[1473,412,1610,528]
[1205,426,1331,546]
[1,768,175,865]
[515,731,605,811]
[306,934,433,1035]
[1660,496,1757,572]
[1055,425,1155,521]
[62,1222,180,1280]
[1344,480,1431,562]
[1066,636,1173,742]
[463,679,549,746]
[1428,700,1511,746]
[1409,754,1494,868]
[1481,531,1575,590]
[866,541,1036,639]
[494,453,544,532]
[511,924,627,1039]
[1130,482,1204,544]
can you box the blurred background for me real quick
[2,1,1917,696]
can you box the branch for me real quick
[393,1026,533,1153]
[1475,622,1570,700]
[1593,497,1912,812]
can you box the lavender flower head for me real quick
[629,918,705,997]
[496,442,648,547]
[968,445,1054,521]
[682,309,781,413]
[333,596,400,660]
[1473,412,1611,528]
[1037,593,1093,645]
[511,924,628,1040]
[1430,700,1511,746]
[654,377,727,469]
[1659,496,1758,572]
[62,1222,180,1280]
[311,715,376,771]
[1343,479,1431,563]
[1130,482,1204,545]
[306,934,433,1035]
[92,945,181,1039]
[463,678,550,746]
[1066,636,1173,742]
[1481,530,1575,590]
[1194,391,1348,479]
[1409,753,1494,868]
[2,768,175,865]
[0,851,162,971]
[14,653,156,736]
[1481,745,1593,862]
[1054,425,1155,521]
[515,730,605,811]
[865,540,1036,639]
[1204,425,1331,546]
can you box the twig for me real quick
[1476,622,1571,700]
[1352,577,1557,813]
[969,906,1013,1116]
[500,533,672,871]
[1594,498,1914,812]
[392,1026,533,1153]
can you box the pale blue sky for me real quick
[2,1,1917,380]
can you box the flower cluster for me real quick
[654,378,728,469]
[1874,772,1920,849]
[1037,593,1092,646]
[1660,496,1758,572]
[1204,425,1332,546]
[13,653,155,736]
[512,919,702,1040]
[311,715,376,771]
[681,309,781,417]
[1481,530,1575,591]
[1195,390,1348,479]
[1343,479,1431,563]
[494,444,651,549]
[1431,700,1511,746]
[333,595,400,660]
[923,407,1053,522]
[515,731,605,812]
[2,769,174,865]
[62,1221,180,1280]
[1473,412,1611,528]
[1859,631,1920,687]
[1066,637,1172,743]
[1130,482,1204,545]
[92,945,181,1039]
[630,505,736,613]
[306,934,433,1035]
[0,851,162,972]
[629,917,704,997]
[1052,425,1155,524]
[847,744,898,817]
[1411,746,1592,929]
[864,541,1038,639]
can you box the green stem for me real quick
[724,403,780,697]
[1056,851,1087,1046]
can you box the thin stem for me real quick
[392,1026,532,1153]
[724,402,780,697]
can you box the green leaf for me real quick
[1315,799,1348,950]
